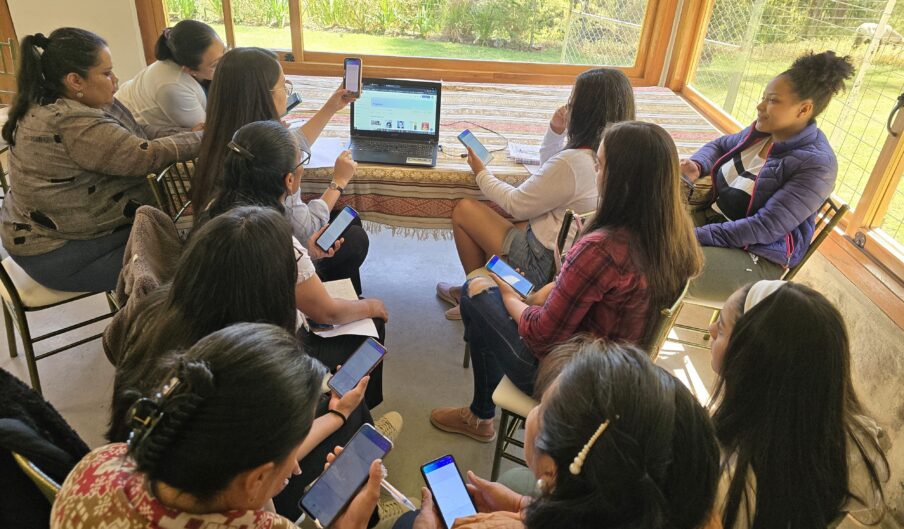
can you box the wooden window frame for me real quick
[136,0,680,85]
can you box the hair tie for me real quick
[570,417,614,475]
[227,140,255,160]
[32,33,50,49]
[163,27,172,39]
[743,280,786,313]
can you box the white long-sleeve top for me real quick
[117,60,206,129]
[475,126,598,250]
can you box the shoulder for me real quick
[63,443,133,491]
[565,229,636,272]
[545,148,595,172]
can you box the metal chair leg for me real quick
[14,309,41,395]
[3,302,16,358]
[106,292,119,313]
[491,409,509,481]
[463,343,470,368]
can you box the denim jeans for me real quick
[461,280,538,420]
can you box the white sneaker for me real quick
[374,411,403,443]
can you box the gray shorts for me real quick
[502,225,555,286]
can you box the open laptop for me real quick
[349,78,442,167]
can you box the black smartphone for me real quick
[300,424,392,527]
[328,338,386,396]
[486,255,534,298]
[421,455,478,528]
[344,57,363,97]
[284,91,302,115]
[316,206,359,252]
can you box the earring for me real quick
[76,91,84,98]
[536,478,546,493]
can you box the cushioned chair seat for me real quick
[492,376,538,418]
[0,258,88,308]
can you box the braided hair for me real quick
[781,51,854,118]
[126,323,326,501]
[2,28,107,145]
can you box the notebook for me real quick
[349,78,442,167]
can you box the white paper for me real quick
[313,279,380,338]
[307,137,351,169]
[508,142,541,164]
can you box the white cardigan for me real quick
[475,126,598,251]
[117,60,206,129]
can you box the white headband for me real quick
[743,280,787,313]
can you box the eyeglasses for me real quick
[292,150,312,172]
[272,79,296,96]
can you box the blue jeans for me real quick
[461,280,538,420]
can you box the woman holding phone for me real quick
[431,121,702,442]
[193,47,370,294]
[436,68,635,319]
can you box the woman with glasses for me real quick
[205,120,389,412]
[117,20,225,130]
[192,47,370,294]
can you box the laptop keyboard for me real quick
[353,140,435,158]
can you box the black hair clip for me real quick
[227,140,255,160]
[126,376,181,448]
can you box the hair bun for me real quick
[177,358,215,398]
[32,33,50,49]
[791,50,854,95]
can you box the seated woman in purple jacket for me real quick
[680,51,854,305]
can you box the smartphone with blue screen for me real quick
[328,338,386,396]
[284,92,302,116]
[300,424,392,527]
[486,255,534,298]
[316,206,359,252]
[421,455,478,529]
[457,129,493,165]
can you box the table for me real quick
[288,76,721,235]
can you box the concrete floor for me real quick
[1,228,901,526]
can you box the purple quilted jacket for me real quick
[690,122,837,268]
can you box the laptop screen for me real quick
[351,79,441,140]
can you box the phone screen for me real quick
[457,129,493,165]
[300,424,392,526]
[486,255,533,297]
[284,92,302,115]
[345,58,362,95]
[328,338,386,396]
[316,206,358,252]
[421,455,477,528]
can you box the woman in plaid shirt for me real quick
[431,121,703,442]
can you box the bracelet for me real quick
[327,409,347,426]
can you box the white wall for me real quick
[8,0,147,81]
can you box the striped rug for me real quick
[289,76,721,235]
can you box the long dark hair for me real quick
[108,206,298,442]
[525,340,720,529]
[207,120,298,219]
[127,323,326,501]
[192,47,281,209]
[782,51,854,118]
[2,28,106,146]
[712,282,888,528]
[154,20,219,70]
[583,121,703,345]
[564,68,635,151]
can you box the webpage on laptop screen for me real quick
[354,84,437,135]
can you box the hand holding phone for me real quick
[328,338,385,397]
[344,57,363,98]
[421,455,478,528]
[317,206,359,252]
[486,255,534,298]
[458,129,493,165]
[284,91,302,116]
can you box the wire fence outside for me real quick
[559,0,649,66]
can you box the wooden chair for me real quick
[670,196,849,346]
[644,280,691,361]
[0,258,117,395]
[489,375,537,481]
[0,145,10,198]
[11,451,61,502]
[0,37,17,105]
[147,160,194,222]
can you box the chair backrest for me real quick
[644,279,691,361]
[552,209,595,274]
[147,160,194,221]
[0,38,17,104]
[11,451,61,502]
[782,196,849,281]
[0,145,9,197]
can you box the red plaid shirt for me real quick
[519,228,650,357]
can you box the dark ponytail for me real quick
[154,20,219,70]
[782,50,855,118]
[2,28,106,146]
[127,323,326,501]
[208,120,299,218]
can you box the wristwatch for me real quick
[328,181,344,194]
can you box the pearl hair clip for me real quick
[569,418,612,475]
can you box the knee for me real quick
[465,276,495,298]
[452,198,478,225]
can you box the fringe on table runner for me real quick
[361,219,454,241]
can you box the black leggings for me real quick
[315,213,369,295]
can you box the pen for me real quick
[380,478,417,511]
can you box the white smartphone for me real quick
[316,206,359,252]
[421,455,478,528]
[458,129,494,164]
[328,338,386,396]
[344,57,362,97]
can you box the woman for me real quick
[107,206,385,519]
[117,20,225,129]
[436,68,634,319]
[206,121,389,409]
[0,28,201,292]
[54,324,335,528]
[708,281,889,528]
[431,121,702,442]
[681,51,855,305]
[192,47,369,292]
[396,339,720,529]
